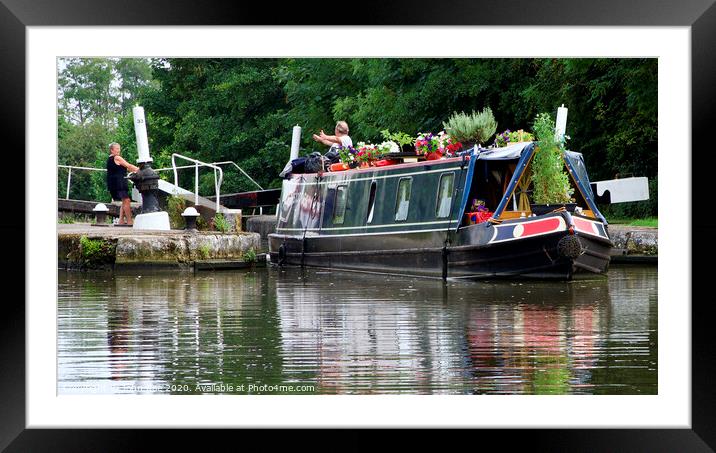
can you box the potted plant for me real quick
[356,142,381,167]
[331,145,358,171]
[442,107,497,150]
[381,130,415,153]
[415,132,444,159]
[529,113,575,215]
[494,129,534,147]
[374,140,400,166]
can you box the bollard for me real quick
[181,207,201,231]
[92,203,110,226]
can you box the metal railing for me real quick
[171,153,224,212]
[59,159,263,210]
[57,165,106,200]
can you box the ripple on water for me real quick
[57,266,657,395]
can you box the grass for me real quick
[198,243,211,260]
[607,217,658,227]
[243,247,257,263]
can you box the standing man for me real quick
[312,121,353,149]
[106,143,139,226]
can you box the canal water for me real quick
[58,266,657,395]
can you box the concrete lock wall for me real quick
[58,229,260,270]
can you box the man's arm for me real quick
[114,155,139,173]
[319,130,342,145]
[312,134,337,147]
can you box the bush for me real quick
[442,107,497,146]
[531,113,573,205]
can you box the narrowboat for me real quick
[268,141,613,279]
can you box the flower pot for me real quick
[374,159,399,167]
[359,161,370,168]
[330,162,349,172]
[462,141,477,151]
[425,151,443,161]
[530,203,577,216]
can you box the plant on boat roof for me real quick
[442,107,497,147]
[377,140,400,155]
[494,129,535,148]
[338,145,357,164]
[531,113,574,205]
[380,129,414,148]
[355,142,382,163]
[414,132,444,155]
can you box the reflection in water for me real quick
[58,266,657,395]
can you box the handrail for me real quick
[58,165,106,200]
[171,153,224,212]
[211,161,264,191]
[156,161,263,191]
[58,158,262,207]
[58,165,106,172]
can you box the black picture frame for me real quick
[2,0,713,450]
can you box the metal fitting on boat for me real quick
[557,235,583,259]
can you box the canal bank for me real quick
[58,223,261,271]
[608,225,658,264]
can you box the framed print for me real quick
[3,0,715,449]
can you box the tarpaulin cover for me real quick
[475,142,534,160]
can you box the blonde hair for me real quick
[335,121,349,135]
[109,142,120,151]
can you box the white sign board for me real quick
[592,177,650,203]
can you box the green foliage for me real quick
[167,196,187,229]
[380,129,415,148]
[198,243,211,260]
[495,129,534,147]
[196,215,209,231]
[57,57,657,217]
[531,113,573,205]
[58,57,155,127]
[58,214,76,224]
[79,236,116,264]
[442,107,497,145]
[243,247,257,263]
[213,212,230,232]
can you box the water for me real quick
[58,266,657,395]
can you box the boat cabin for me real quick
[275,141,605,236]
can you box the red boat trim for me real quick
[572,217,608,239]
[489,216,567,244]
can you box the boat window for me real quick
[436,172,455,218]
[395,177,412,221]
[367,180,377,223]
[333,185,347,224]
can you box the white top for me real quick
[339,135,353,147]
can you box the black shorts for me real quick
[110,189,130,201]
